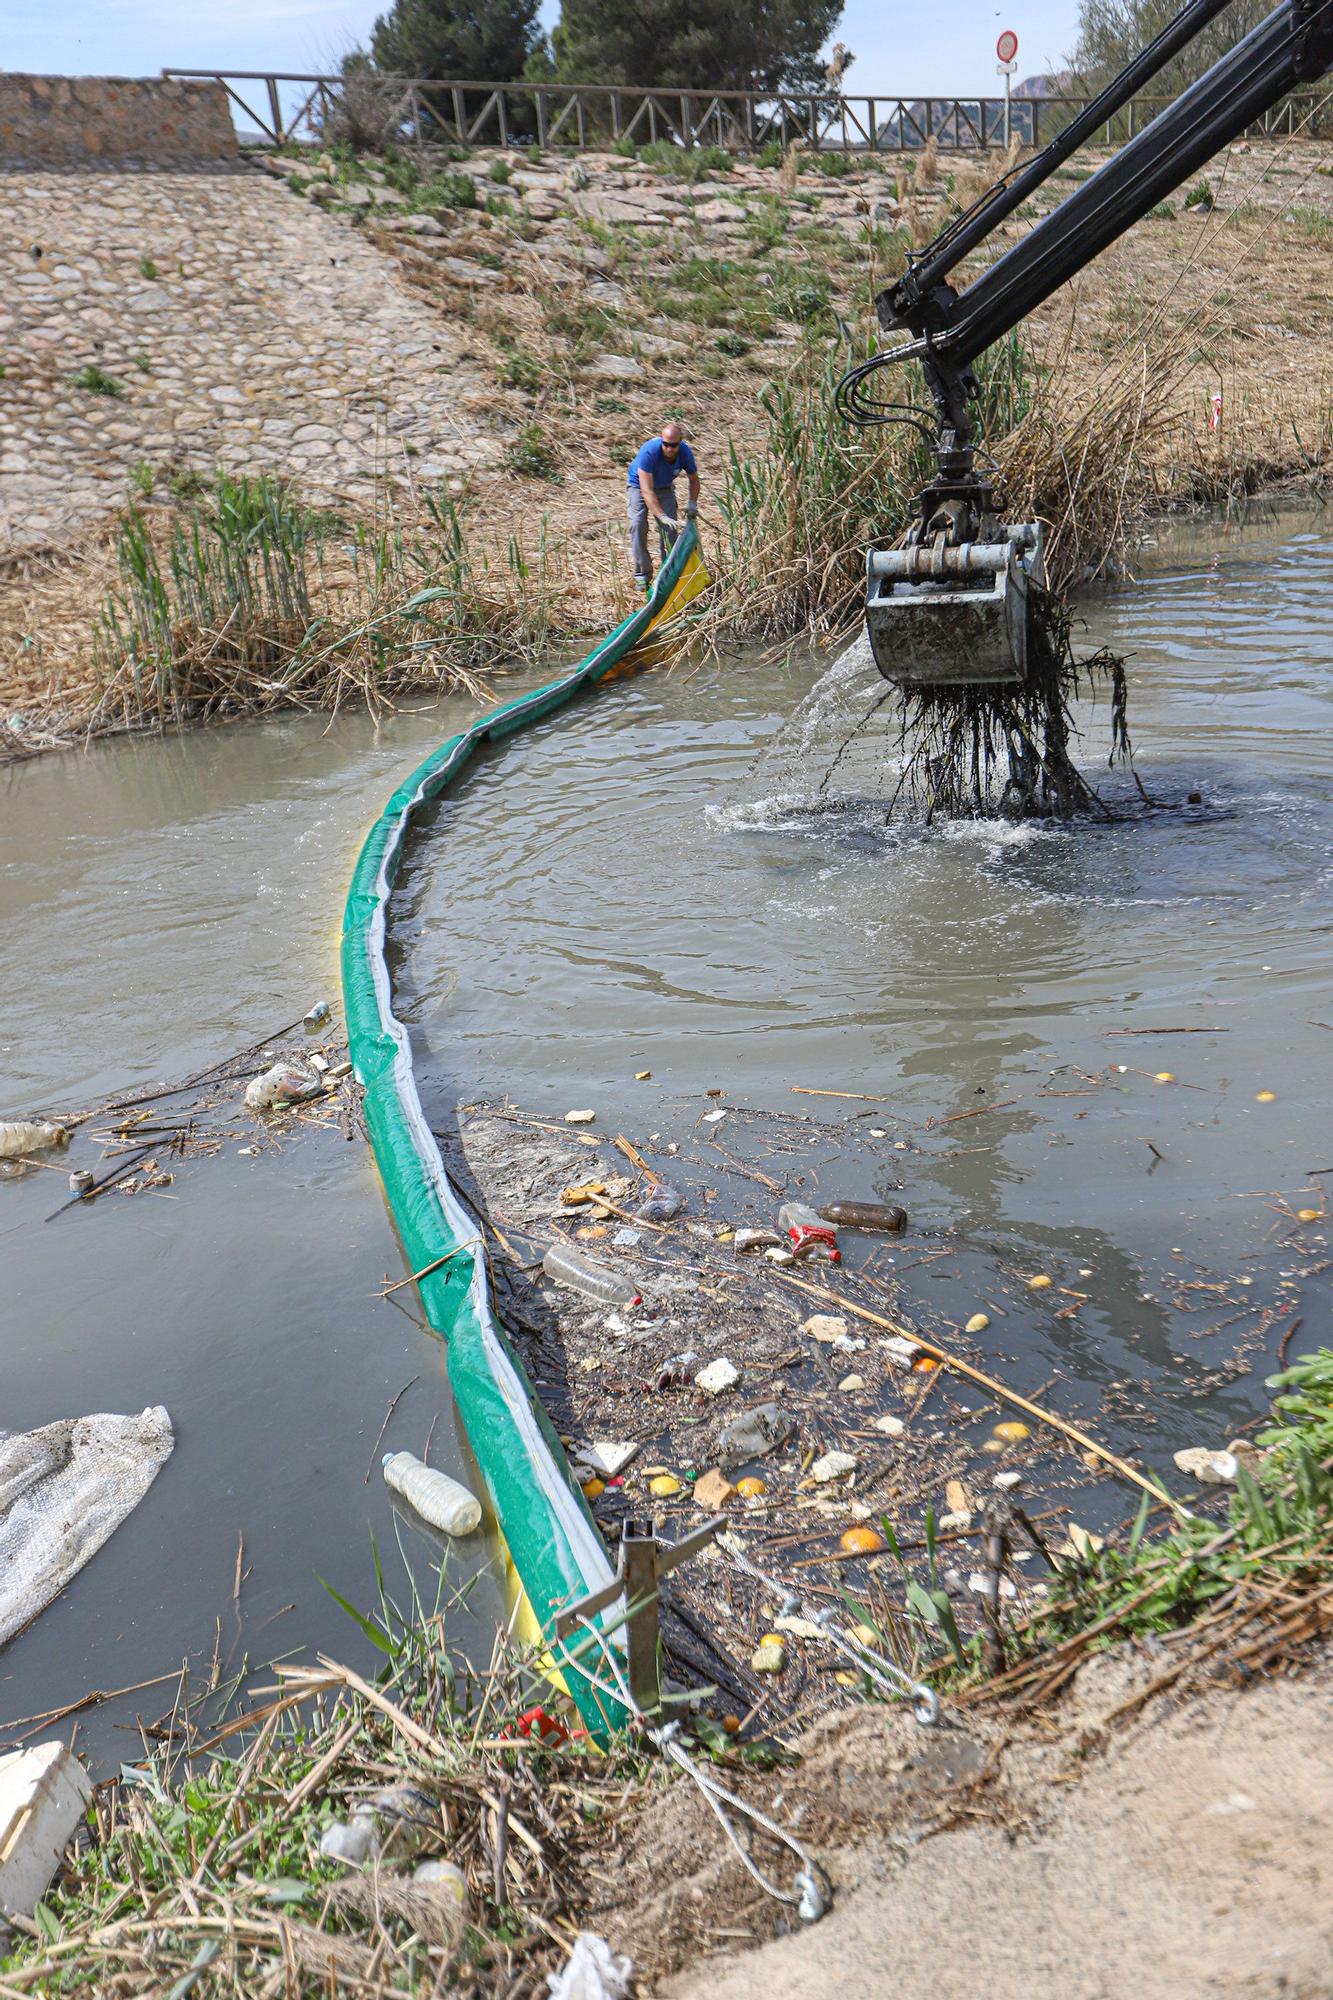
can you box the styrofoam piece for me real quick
[0,1741,92,1917]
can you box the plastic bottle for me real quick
[818,1200,908,1233]
[382,1451,482,1535]
[778,1201,841,1262]
[0,1120,70,1160]
[542,1243,641,1305]
[244,1061,322,1111]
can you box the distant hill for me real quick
[1014,71,1075,99]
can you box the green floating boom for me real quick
[340,527,707,1738]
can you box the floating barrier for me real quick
[341,529,708,1737]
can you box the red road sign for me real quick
[996,28,1019,61]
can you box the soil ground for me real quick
[639,1642,1333,1998]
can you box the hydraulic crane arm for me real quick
[842,0,1333,691]
[884,0,1333,382]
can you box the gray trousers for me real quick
[627,485,678,581]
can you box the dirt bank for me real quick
[633,1640,1333,1998]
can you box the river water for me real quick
[2,506,1330,1760]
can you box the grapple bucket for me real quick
[865,523,1044,690]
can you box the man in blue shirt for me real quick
[627,422,700,589]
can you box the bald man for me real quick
[626,422,700,590]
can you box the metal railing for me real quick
[163,69,1329,153]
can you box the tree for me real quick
[552,0,847,93]
[369,0,543,81]
[1068,0,1273,96]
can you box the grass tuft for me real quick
[71,363,124,398]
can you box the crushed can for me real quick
[778,1201,841,1262]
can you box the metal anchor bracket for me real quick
[554,1513,726,1717]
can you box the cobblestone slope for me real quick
[0,166,500,549]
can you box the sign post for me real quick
[996,28,1019,149]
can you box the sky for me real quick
[0,0,1085,98]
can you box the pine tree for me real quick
[370,0,543,81]
[553,0,846,93]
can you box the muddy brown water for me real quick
[2,505,1330,1764]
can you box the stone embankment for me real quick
[0,145,896,556]
[0,169,503,551]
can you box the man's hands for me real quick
[684,500,698,519]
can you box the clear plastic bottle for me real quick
[542,1243,641,1305]
[382,1451,482,1535]
[0,1120,69,1160]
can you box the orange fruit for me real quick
[735,1476,766,1498]
[840,1526,885,1555]
[911,1354,939,1373]
[581,1477,606,1500]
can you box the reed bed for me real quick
[90,473,587,736]
[952,1349,1333,1717]
[0,1603,662,1998]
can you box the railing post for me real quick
[681,92,693,148]
[267,75,283,146]
[576,91,586,147]
[452,86,464,142]
[536,88,548,148]
[610,88,621,141]
[868,97,878,150]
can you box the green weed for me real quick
[497,341,543,393]
[488,158,513,183]
[71,363,124,398]
[1186,176,1214,210]
[136,254,157,279]
[505,423,561,480]
[1285,203,1333,242]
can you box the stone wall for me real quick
[0,76,237,165]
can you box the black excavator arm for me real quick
[843,0,1333,687]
